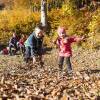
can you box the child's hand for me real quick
[81,36,86,41]
[74,35,86,42]
[51,40,56,44]
[81,36,85,40]
[33,57,36,64]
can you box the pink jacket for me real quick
[57,36,82,57]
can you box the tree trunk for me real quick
[41,0,47,31]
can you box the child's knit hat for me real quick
[57,27,66,37]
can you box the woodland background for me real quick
[0,0,99,49]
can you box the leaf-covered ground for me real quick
[0,48,100,100]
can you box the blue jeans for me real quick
[24,46,34,63]
[58,56,72,72]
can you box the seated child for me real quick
[9,33,18,55]
[18,34,26,55]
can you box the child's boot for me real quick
[40,61,44,68]
[58,65,63,72]
[67,70,73,77]
[24,57,29,63]
[58,65,63,78]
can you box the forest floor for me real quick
[0,48,100,100]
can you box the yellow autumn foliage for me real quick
[0,9,40,43]
[0,1,99,49]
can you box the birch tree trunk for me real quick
[41,0,47,31]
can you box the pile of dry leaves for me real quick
[0,48,100,100]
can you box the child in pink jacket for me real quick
[55,26,84,75]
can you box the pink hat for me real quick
[57,27,66,37]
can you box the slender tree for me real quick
[41,0,47,30]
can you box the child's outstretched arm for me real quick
[74,36,85,42]
[69,35,85,43]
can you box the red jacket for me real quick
[56,36,82,57]
[19,38,26,46]
[3,48,8,55]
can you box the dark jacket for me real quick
[32,34,43,55]
[25,32,43,55]
[9,37,18,46]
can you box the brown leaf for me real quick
[1,76,5,84]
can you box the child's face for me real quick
[13,33,16,37]
[37,31,44,38]
[60,32,66,38]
